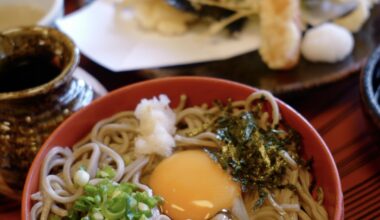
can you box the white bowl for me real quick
[0,0,64,31]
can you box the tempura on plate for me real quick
[119,0,377,69]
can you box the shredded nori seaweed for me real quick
[208,108,302,207]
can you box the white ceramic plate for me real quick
[56,0,260,72]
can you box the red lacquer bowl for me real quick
[22,77,343,220]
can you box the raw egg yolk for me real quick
[149,150,240,220]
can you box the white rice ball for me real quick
[301,23,354,63]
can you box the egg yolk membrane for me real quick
[149,150,241,220]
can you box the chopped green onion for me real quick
[96,166,116,179]
[74,169,90,187]
[66,179,162,220]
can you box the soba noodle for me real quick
[31,91,328,220]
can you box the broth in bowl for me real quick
[0,51,62,93]
[0,0,64,31]
[0,5,44,31]
[22,77,343,220]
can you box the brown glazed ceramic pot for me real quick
[0,26,94,199]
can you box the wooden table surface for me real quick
[1,0,380,219]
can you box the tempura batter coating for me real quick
[259,0,302,69]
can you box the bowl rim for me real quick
[21,76,343,220]
[360,46,380,127]
[38,0,64,26]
